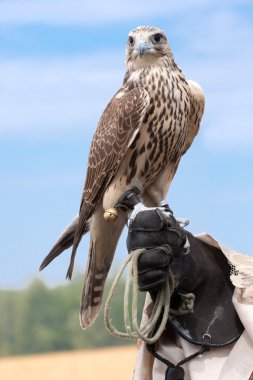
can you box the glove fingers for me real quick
[137,246,172,273]
[138,270,168,292]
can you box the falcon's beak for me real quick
[136,40,151,57]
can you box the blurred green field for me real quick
[0,276,144,356]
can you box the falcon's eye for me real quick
[152,33,163,44]
[128,36,134,45]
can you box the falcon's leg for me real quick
[140,192,157,207]
[79,201,125,328]
[145,163,178,205]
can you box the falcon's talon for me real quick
[159,201,173,214]
[177,218,190,228]
[114,187,141,211]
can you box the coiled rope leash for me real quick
[104,248,175,344]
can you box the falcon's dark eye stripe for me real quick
[128,36,134,45]
[152,33,163,44]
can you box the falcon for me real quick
[40,26,205,329]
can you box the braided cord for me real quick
[104,248,175,344]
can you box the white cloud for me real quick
[0,0,251,26]
[0,52,125,136]
[183,53,253,150]
[176,9,253,151]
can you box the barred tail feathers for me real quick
[79,203,125,328]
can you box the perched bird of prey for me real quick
[40,26,205,329]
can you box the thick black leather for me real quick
[166,366,185,380]
[125,201,244,348]
[168,231,244,347]
[137,245,173,292]
[127,207,187,295]
[127,208,186,258]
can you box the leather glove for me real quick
[127,208,187,258]
[137,245,173,293]
[114,187,187,296]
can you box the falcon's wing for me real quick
[39,215,88,271]
[66,87,150,279]
[182,80,205,155]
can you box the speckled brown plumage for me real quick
[123,68,190,186]
[41,26,205,329]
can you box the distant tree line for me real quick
[0,277,144,356]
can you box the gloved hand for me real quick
[114,187,188,296]
[137,245,173,293]
[127,208,187,257]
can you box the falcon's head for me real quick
[126,26,174,70]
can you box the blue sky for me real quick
[0,0,252,288]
